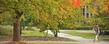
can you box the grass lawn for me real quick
[61,30,95,39]
[22,30,45,36]
[61,30,109,41]
[100,35,109,41]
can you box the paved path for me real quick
[58,33,109,44]
[46,30,109,44]
[58,33,92,42]
[46,30,91,42]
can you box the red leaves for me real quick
[69,0,81,8]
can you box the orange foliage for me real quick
[69,0,81,8]
[102,4,108,12]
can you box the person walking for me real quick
[93,25,100,41]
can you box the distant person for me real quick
[93,25,100,41]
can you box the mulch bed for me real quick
[0,36,74,41]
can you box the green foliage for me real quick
[94,0,109,30]
[22,30,45,36]
[0,0,109,37]
[0,26,12,35]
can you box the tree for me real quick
[31,0,61,37]
[0,0,35,43]
[97,0,109,29]
[82,0,109,29]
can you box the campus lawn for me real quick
[61,30,95,39]
[100,35,109,41]
[61,30,109,41]
[22,30,45,36]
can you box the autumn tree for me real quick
[0,0,36,43]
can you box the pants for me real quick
[95,34,99,41]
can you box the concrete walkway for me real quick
[58,33,109,44]
[58,33,92,42]
[46,30,109,44]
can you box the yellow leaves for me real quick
[81,0,92,6]
[92,8,97,15]
[98,1,109,13]
[101,4,109,12]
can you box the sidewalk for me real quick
[58,33,92,42]
[58,33,109,44]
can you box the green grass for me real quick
[0,25,46,36]
[61,30,95,39]
[0,25,12,36]
[100,35,109,41]
[22,30,45,36]
[61,30,109,41]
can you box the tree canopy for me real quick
[0,0,109,43]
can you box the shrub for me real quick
[101,30,109,35]
[0,26,12,36]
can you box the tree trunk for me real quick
[20,24,22,36]
[54,30,58,37]
[13,10,23,42]
[13,17,20,41]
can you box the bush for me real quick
[75,26,92,30]
[0,26,12,36]
[62,26,92,30]
[101,30,109,35]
